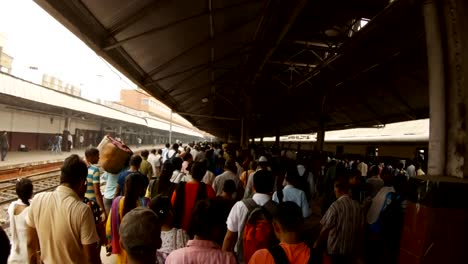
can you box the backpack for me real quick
[238,198,278,264]
[369,192,403,235]
[166,151,177,164]
[268,244,318,264]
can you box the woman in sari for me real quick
[106,173,150,264]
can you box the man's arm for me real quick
[222,230,238,252]
[82,243,101,264]
[27,226,40,264]
[313,225,330,249]
[93,182,106,216]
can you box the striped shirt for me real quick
[320,195,362,255]
[85,165,100,201]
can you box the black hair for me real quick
[285,164,300,186]
[190,199,226,240]
[172,143,179,150]
[223,179,237,194]
[16,178,33,206]
[183,153,193,162]
[225,159,238,174]
[250,161,258,171]
[157,149,162,155]
[150,149,156,154]
[150,195,172,221]
[123,173,146,217]
[253,170,275,194]
[130,155,143,167]
[165,143,170,148]
[141,150,149,159]
[369,165,380,177]
[60,154,88,186]
[274,201,303,232]
[84,147,99,159]
[191,161,207,182]
[172,157,183,171]
[334,178,350,193]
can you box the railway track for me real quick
[0,170,61,206]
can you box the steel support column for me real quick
[424,0,468,178]
[399,4,468,264]
[315,123,325,152]
[424,0,446,176]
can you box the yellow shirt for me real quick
[26,186,99,264]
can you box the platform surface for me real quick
[0,144,163,171]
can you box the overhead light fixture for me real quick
[202,97,209,103]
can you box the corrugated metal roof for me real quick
[34,0,428,139]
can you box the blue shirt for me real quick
[117,170,148,196]
[102,171,119,199]
[273,185,311,218]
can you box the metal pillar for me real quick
[424,0,446,176]
[64,116,71,131]
[424,0,468,178]
[275,128,280,146]
[169,109,173,145]
[316,124,325,151]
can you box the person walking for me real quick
[0,131,10,161]
[7,178,33,263]
[26,154,101,264]
[0,131,9,161]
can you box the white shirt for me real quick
[79,135,84,143]
[67,134,73,142]
[212,170,239,197]
[272,185,311,218]
[26,186,99,264]
[202,170,216,186]
[147,153,158,177]
[161,147,169,163]
[166,149,179,161]
[357,162,368,177]
[406,165,416,177]
[226,193,271,233]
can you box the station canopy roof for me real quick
[34,0,428,139]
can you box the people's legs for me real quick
[103,198,113,215]
[1,148,6,161]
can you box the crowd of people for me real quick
[0,141,421,264]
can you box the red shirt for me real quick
[171,182,216,231]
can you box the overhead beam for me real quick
[177,112,240,121]
[106,0,162,36]
[145,43,253,86]
[253,0,308,82]
[143,16,258,80]
[103,0,260,51]
[290,40,340,49]
[268,61,317,68]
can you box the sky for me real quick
[0,0,137,102]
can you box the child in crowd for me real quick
[150,195,189,264]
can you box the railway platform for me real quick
[0,144,163,171]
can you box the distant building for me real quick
[0,33,13,74]
[42,74,81,97]
[120,89,191,127]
